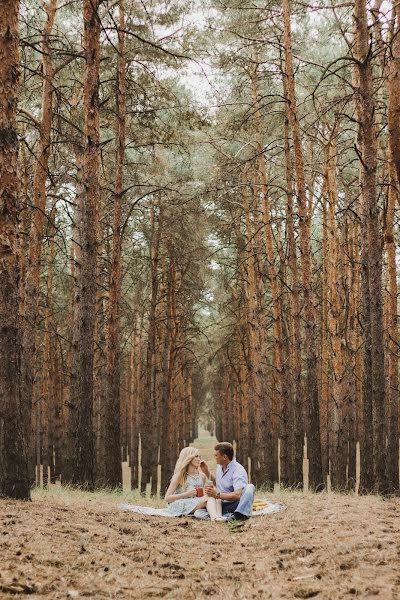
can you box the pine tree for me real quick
[0,0,30,500]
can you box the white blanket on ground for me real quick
[119,500,286,518]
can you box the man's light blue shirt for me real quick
[216,459,248,494]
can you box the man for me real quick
[195,442,255,521]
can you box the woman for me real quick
[165,447,223,521]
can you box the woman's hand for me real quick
[185,489,197,498]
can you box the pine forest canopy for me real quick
[0,0,399,501]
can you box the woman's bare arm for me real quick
[165,474,196,503]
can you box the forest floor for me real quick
[1,436,400,599]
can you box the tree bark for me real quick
[282,0,323,489]
[0,0,31,500]
[282,85,304,487]
[354,0,387,493]
[384,153,399,492]
[324,132,349,490]
[103,0,126,489]
[130,315,142,490]
[68,0,101,488]
[20,0,57,487]
[371,0,399,496]
[41,206,57,487]
[345,215,359,490]
[250,70,284,485]
[320,189,330,488]
[140,203,161,494]
[387,4,400,185]
[243,179,271,487]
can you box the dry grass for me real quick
[1,485,399,599]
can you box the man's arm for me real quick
[206,487,242,501]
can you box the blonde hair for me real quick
[173,446,200,488]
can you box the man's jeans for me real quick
[193,484,255,520]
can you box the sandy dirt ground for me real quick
[1,484,400,600]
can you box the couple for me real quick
[165,442,255,522]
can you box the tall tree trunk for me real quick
[64,145,83,483]
[243,180,270,487]
[384,154,399,492]
[165,256,181,485]
[231,210,252,477]
[51,340,63,483]
[282,84,304,487]
[388,3,400,185]
[251,69,283,485]
[371,0,399,497]
[320,190,330,488]
[354,0,387,493]
[282,0,323,489]
[160,257,173,494]
[352,65,373,493]
[130,315,142,490]
[19,124,30,284]
[237,342,250,471]
[41,206,57,487]
[20,0,57,486]
[0,0,30,500]
[345,216,359,490]
[185,368,193,443]
[121,361,129,463]
[162,256,178,493]
[93,238,107,485]
[103,0,126,489]
[68,0,101,488]
[140,203,161,494]
[324,133,349,490]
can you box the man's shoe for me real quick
[232,512,249,521]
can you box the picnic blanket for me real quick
[119,499,286,518]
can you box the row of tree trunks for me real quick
[1,0,210,504]
[117,206,198,496]
[213,0,397,494]
[3,0,398,500]
[210,0,399,495]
